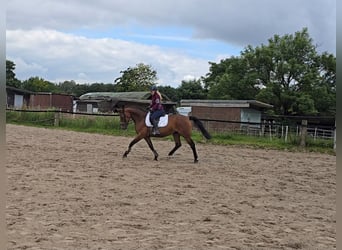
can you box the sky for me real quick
[6,0,336,88]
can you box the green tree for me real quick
[58,81,117,97]
[22,77,58,93]
[177,79,207,100]
[6,60,21,88]
[204,56,259,100]
[203,28,336,116]
[114,63,158,91]
[253,28,335,115]
[72,84,91,97]
[251,28,321,115]
[87,82,116,93]
[58,80,77,94]
[309,52,336,115]
[158,85,179,102]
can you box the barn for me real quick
[6,86,32,109]
[180,99,273,132]
[77,92,177,114]
[29,92,75,112]
[6,86,75,111]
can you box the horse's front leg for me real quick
[123,136,142,158]
[144,137,159,161]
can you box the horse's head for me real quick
[118,106,146,130]
[118,108,131,130]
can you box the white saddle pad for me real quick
[145,112,168,127]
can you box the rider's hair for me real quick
[156,90,162,101]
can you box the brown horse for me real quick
[120,106,211,163]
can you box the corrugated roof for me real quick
[6,86,33,94]
[79,92,152,100]
[79,91,172,101]
[180,99,273,109]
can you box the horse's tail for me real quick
[189,116,212,139]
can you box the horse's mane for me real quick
[125,105,147,116]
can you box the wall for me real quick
[30,94,73,111]
[30,94,52,109]
[76,101,99,113]
[191,106,241,131]
[51,95,73,111]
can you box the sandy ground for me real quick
[6,124,336,250]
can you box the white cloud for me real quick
[6,0,335,89]
[6,29,209,87]
[183,75,196,81]
[7,0,336,54]
[12,57,48,76]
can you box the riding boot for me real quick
[152,119,160,135]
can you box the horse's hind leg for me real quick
[168,132,181,156]
[184,137,198,163]
[144,137,159,161]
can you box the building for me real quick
[77,92,177,114]
[6,86,32,109]
[30,92,75,111]
[180,99,273,132]
[6,86,75,111]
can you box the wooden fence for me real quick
[6,108,336,149]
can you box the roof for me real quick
[31,92,75,97]
[79,91,172,101]
[180,99,273,109]
[78,91,176,109]
[79,92,153,100]
[6,86,33,94]
[6,86,75,97]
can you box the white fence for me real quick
[202,119,335,148]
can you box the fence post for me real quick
[54,109,61,126]
[247,121,250,136]
[269,122,272,141]
[300,120,307,147]
[334,121,336,151]
[285,125,288,143]
[261,120,265,136]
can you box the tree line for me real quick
[6,28,335,117]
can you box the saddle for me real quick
[145,112,168,127]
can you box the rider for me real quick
[149,85,165,135]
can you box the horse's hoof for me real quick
[194,159,198,163]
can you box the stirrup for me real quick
[152,127,160,135]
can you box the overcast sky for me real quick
[6,0,336,88]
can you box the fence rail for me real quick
[200,117,335,141]
[6,108,336,149]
